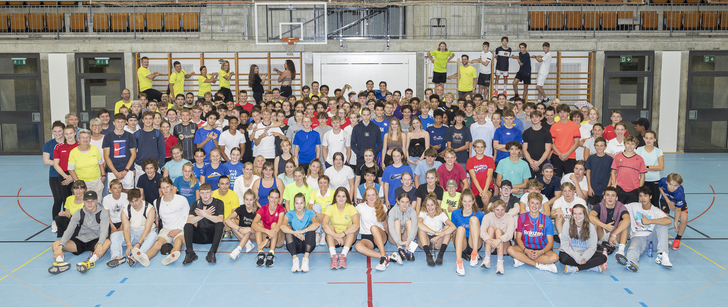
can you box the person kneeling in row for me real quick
[559,204,607,273]
[107,188,157,268]
[49,191,110,275]
[507,193,559,273]
[183,182,225,265]
[281,192,320,272]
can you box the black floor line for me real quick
[24,226,50,241]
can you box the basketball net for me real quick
[280,38,299,56]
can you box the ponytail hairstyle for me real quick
[568,204,591,241]
[365,187,387,222]
[182,162,198,187]
[420,192,444,215]
[294,166,309,188]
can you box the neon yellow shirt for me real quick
[64,195,84,216]
[114,100,132,114]
[457,65,477,92]
[137,67,153,92]
[170,69,187,96]
[324,203,358,233]
[68,145,102,181]
[198,74,212,97]
[219,70,231,89]
[283,182,313,211]
[441,191,461,219]
[430,50,453,73]
[213,189,240,219]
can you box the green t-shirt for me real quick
[457,65,477,92]
[283,182,313,211]
[441,191,461,219]
[430,50,453,73]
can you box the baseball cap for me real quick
[500,180,513,188]
[446,179,458,187]
[83,191,98,201]
[631,118,650,130]
[126,113,139,121]
[542,163,555,171]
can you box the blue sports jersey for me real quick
[427,125,448,153]
[658,177,685,208]
[493,125,523,162]
[517,212,554,250]
[450,209,485,238]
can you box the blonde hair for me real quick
[419,193,444,216]
[457,189,480,212]
[487,199,507,214]
[386,117,403,144]
[182,162,198,187]
[243,190,260,210]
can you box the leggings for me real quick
[49,176,66,219]
[253,91,264,104]
[558,251,607,271]
[285,231,317,256]
[54,215,71,238]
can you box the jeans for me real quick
[626,224,669,265]
[109,230,158,259]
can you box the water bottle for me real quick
[601,250,608,270]
[647,241,654,258]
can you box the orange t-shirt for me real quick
[550,121,581,159]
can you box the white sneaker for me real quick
[301,257,310,272]
[587,266,603,273]
[318,232,327,246]
[513,259,525,268]
[245,241,255,253]
[291,257,300,272]
[132,247,150,267]
[496,260,505,274]
[230,247,241,260]
[161,251,180,266]
[389,252,403,265]
[656,252,673,268]
[375,257,389,271]
[455,259,465,276]
[469,251,480,267]
[480,257,491,269]
[536,263,558,274]
[51,220,58,233]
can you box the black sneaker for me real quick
[462,251,471,261]
[265,253,275,267]
[106,257,126,268]
[256,252,265,266]
[425,253,435,267]
[183,252,198,265]
[206,252,216,264]
[435,254,444,266]
[127,256,137,267]
[397,248,407,261]
[406,251,415,262]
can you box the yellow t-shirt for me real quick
[68,145,102,181]
[114,100,132,114]
[64,195,84,216]
[309,189,334,210]
[170,69,187,96]
[440,191,461,219]
[324,203,358,233]
[219,70,231,89]
[137,67,153,92]
[198,74,212,97]
[457,65,477,92]
[430,50,453,73]
[213,189,240,220]
[283,182,313,211]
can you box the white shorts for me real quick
[537,73,548,87]
[158,227,185,244]
[85,178,104,202]
[495,70,509,77]
[107,171,135,190]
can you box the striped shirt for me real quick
[516,212,554,250]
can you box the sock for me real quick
[438,244,448,258]
[618,244,626,254]
[89,254,98,262]
[423,244,431,255]
[485,249,492,259]
[234,246,242,252]
[341,246,350,257]
[55,255,63,262]
[258,250,264,254]
[497,254,503,261]
[329,247,337,257]
[675,234,682,240]
[269,249,275,255]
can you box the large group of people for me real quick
[43,46,688,277]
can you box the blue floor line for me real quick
[526,268,555,307]
[185,269,213,307]
[610,275,619,281]
[105,290,115,297]
[624,288,633,294]
[120,278,127,283]
[639,302,648,307]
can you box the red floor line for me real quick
[15,187,49,227]
[366,257,373,307]
[669,184,716,231]
[0,195,53,197]
[373,282,411,284]
[328,282,366,284]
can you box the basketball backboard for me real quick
[255,2,327,45]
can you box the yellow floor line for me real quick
[671,235,725,270]
[0,247,51,282]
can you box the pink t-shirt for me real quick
[467,155,495,195]
[611,152,647,192]
[438,163,468,192]
[256,204,286,229]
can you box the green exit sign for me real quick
[95,57,109,65]
[704,55,715,63]
[11,58,26,65]
[620,56,632,63]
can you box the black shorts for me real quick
[478,73,491,87]
[515,72,531,85]
[69,237,99,256]
[661,198,688,213]
[432,72,447,84]
[360,234,387,250]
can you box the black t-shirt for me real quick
[444,125,472,163]
[415,184,444,202]
[522,127,552,163]
[173,123,196,161]
[356,163,383,184]
[189,198,224,229]
[395,186,417,203]
[252,74,264,93]
[234,205,257,227]
[489,195,520,212]
[537,175,561,199]
[592,203,627,225]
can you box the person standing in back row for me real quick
[493,37,512,97]
[427,42,455,90]
[510,43,531,102]
[449,55,478,99]
[472,41,493,98]
[137,57,162,103]
[534,42,552,104]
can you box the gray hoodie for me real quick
[387,206,418,245]
[559,222,597,264]
[60,203,110,247]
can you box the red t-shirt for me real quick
[603,124,629,141]
[550,121,581,159]
[326,117,351,129]
[256,204,286,230]
[437,163,468,192]
[53,143,79,172]
[164,135,178,158]
[236,102,254,114]
[467,155,495,195]
[611,152,647,192]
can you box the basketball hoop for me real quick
[280,38,299,56]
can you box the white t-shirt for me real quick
[470,122,491,157]
[102,192,128,224]
[583,137,597,157]
[90,137,105,165]
[635,146,664,182]
[561,173,589,194]
[551,196,587,220]
[123,202,154,232]
[322,129,349,165]
[419,211,448,232]
[325,166,355,191]
[252,123,283,159]
[357,203,385,235]
[520,192,549,212]
[218,130,246,159]
[538,52,553,76]
[306,176,320,192]
[158,194,191,230]
[625,202,667,238]
[605,138,625,156]
[479,51,493,75]
[233,174,260,204]
[343,125,357,165]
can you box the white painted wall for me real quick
[48,53,70,122]
[659,51,681,152]
[313,53,418,95]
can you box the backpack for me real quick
[72,209,102,238]
[127,202,149,224]
[153,198,163,231]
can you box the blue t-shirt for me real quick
[584,154,614,196]
[381,164,413,206]
[293,129,321,164]
[414,160,442,185]
[537,175,562,200]
[518,52,531,75]
[372,118,390,140]
[420,115,435,130]
[164,159,190,182]
[285,209,316,231]
[493,125,523,162]
[513,117,525,132]
[224,161,244,187]
[138,173,162,204]
[174,176,200,205]
[201,163,229,191]
[357,183,382,202]
[43,139,60,177]
[427,125,448,153]
[102,131,137,173]
[658,177,686,208]
[194,127,221,162]
[450,208,485,237]
[193,163,207,179]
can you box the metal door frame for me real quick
[74,53,126,129]
[0,53,43,155]
[602,51,654,131]
[685,50,728,152]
